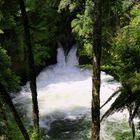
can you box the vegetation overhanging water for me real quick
[13,45,133,140]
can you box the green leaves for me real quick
[71,0,93,39]
[71,0,93,58]
[103,3,140,138]
[0,29,4,34]
[112,10,140,78]
[58,0,70,12]
[0,47,19,91]
[130,4,140,17]
[0,47,10,68]
[58,0,83,13]
[33,44,50,67]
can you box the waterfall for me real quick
[57,42,78,67]
[57,42,66,67]
[66,44,79,67]
[13,44,129,139]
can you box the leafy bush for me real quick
[0,47,19,91]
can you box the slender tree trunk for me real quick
[0,83,30,140]
[18,0,39,131]
[91,0,102,139]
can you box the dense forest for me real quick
[0,0,140,140]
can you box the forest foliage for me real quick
[0,0,140,139]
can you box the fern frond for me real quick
[100,88,122,109]
[101,90,129,121]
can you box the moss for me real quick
[113,131,140,140]
[79,64,92,69]
[7,119,24,140]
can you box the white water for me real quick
[13,45,129,139]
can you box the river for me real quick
[13,44,129,140]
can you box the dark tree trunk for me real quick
[18,0,39,131]
[0,83,30,140]
[91,0,102,139]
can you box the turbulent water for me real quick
[13,44,129,140]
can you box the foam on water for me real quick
[13,44,129,139]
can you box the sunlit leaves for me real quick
[0,29,4,34]
[58,0,70,12]
[71,0,93,38]
[58,0,83,13]
[71,0,93,58]
[130,4,140,17]
[78,43,92,57]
